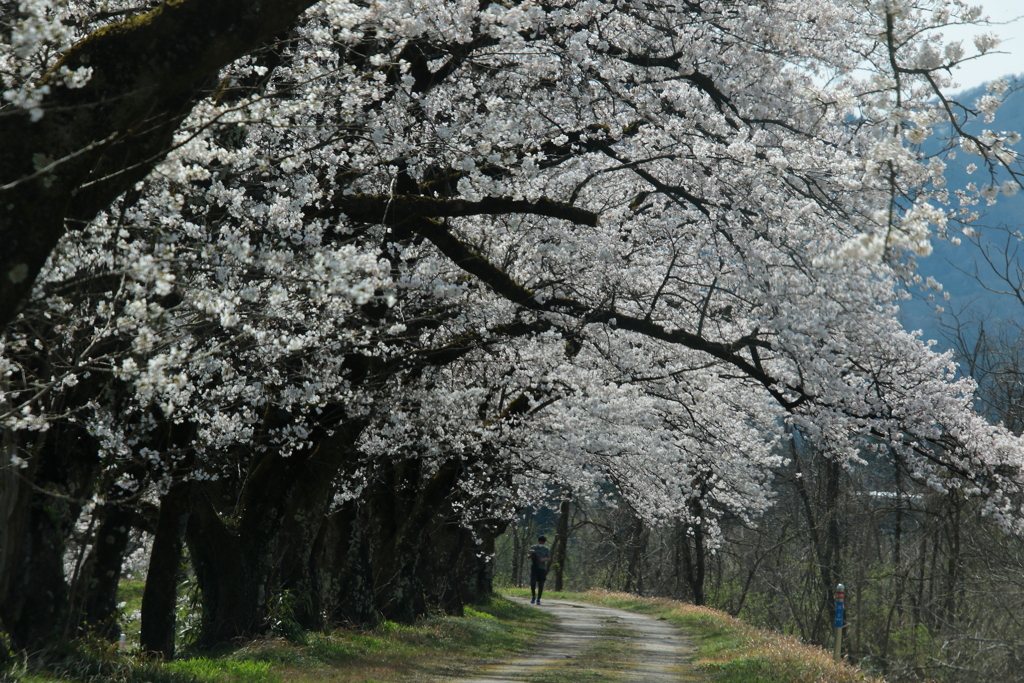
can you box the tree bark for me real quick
[80,503,136,640]
[186,490,265,647]
[367,457,462,622]
[552,497,571,591]
[318,454,503,626]
[0,420,28,663]
[140,481,192,658]
[185,418,365,646]
[679,521,707,606]
[320,502,377,626]
[0,417,99,651]
[791,440,843,644]
[623,516,647,594]
[942,494,962,629]
[512,523,524,588]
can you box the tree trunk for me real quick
[824,459,843,591]
[186,492,267,647]
[0,421,97,651]
[791,439,843,644]
[623,516,647,594]
[552,497,571,591]
[80,503,135,640]
[512,522,524,588]
[423,513,505,613]
[320,502,377,626]
[319,454,503,626]
[185,419,365,647]
[140,481,192,658]
[5,487,80,648]
[0,422,28,664]
[942,494,962,629]
[368,457,463,622]
[679,522,707,606]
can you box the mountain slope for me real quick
[901,73,1024,347]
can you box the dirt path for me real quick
[448,597,708,683]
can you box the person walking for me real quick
[528,535,552,604]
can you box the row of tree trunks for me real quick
[0,410,505,657]
[318,456,502,626]
[183,419,369,648]
[176,420,503,649]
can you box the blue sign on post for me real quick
[834,583,846,663]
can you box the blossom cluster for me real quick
[3,0,1024,541]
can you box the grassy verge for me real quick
[9,598,554,683]
[503,588,884,683]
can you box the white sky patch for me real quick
[943,0,1024,91]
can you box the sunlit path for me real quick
[447,598,706,683]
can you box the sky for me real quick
[943,0,1024,91]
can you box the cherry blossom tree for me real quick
[3,0,1024,657]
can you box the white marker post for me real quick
[833,584,845,663]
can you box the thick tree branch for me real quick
[333,193,599,227]
[405,217,803,410]
[0,0,320,328]
[603,45,737,114]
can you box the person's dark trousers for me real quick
[530,566,547,603]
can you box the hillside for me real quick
[901,74,1024,346]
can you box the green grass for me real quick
[165,659,276,683]
[209,598,555,683]
[6,638,205,683]
[7,588,883,683]
[5,597,554,683]
[504,589,883,683]
[117,579,147,643]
